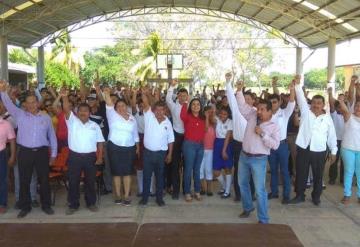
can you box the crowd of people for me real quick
[0,73,359,224]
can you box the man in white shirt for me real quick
[140,88,174,206]
[61,89,105,215]
[166,80,188,199]
[328,87,345,185]
[267,79,295,204]
[224,73,250,201]
[289,77,337,206]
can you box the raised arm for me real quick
[294,75,309,116]
[103,87,113,107]
[141,86,151,113]
[0,80,23,119]
[59,88,71,119]
[283,81,296,118]
[272,76,280,95]
[166,80,177,110]
[348,75,357,106]
[328,87,336,113]
[130,88,138,115]
[339,99,351,122]
[235,85,255,121]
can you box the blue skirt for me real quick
[213,138,233,170]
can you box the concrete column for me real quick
[327,38,336,92]
[37,45,45,89]
[0,35,9,81]
[295,47,303,85]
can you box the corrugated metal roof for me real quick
[1,0,360,48]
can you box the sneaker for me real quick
[17,209,31,218]
[138,199,148,206]
[42,207,55,215]
[65,208,78,215]
[341,196,351,205]
[31,200,40,208]
[0,206,7,214]
[239,208,255,218]
[122,199,131,207]
[221,193,231,199]
[115,199,122,205]
[88,205,99,212]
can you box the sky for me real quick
[34,19,360,75]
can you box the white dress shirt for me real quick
[271,101,295,141]
[215,117,233,138]
[166,86,184,134]
[330,112,344,141]
[144,110,175,151]
[225,81,247,142]
[342,114,360,151]
[106,105,139,147]
[295,85,338,155]
[66,112,105,153]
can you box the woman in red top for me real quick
[181,98,206,202]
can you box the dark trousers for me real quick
[67,151,97,209]
[233,140,255,199]
[142,149,166,202]
[0,150,7,206]
[171,132,184,196]
[329,140,344,183]
[18,146,51,211]
[295,146,327,201]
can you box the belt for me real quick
[242,151,266,157]
[20,145,46,152]
[280,139,287,144]
[70,150,96,156]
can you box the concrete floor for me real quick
[1,171,360,247]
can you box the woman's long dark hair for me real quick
[187,98,205,119]
[114,98,128,111]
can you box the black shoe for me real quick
[268,193,279,200]
[217,190,225,195]
[200,190,206,195]
[150,193,156,197]
[31,200,40,208]
[65,207,78,215]
[122,199,131,207]
[172,194,179,200]
[156,199,165,207]
[17,209,31,218]
[138,199,148,206]
[312,198,321,206]
[329,180,335,185]
[115,199,122,205]
[207,192,214,197]
[42,207,54,215]
[239,208,255,218]
[288,196,305,204]
[281,198,290,204]
[221,193,231,199]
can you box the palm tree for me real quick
[49,29,83,75]
[130,32,162,81]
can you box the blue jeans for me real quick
[182,140,204,194]
[0,150,7,206]
[142,149,166,202]
[341,148,360,197]
[239,152,269,223]
[268,142,291,199]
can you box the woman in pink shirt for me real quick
[200,106,216,196]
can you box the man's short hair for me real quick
[244,91,256,100]
[78,103,90,112]
[177,88,188,95]
[258,99,272,111]
[154,101,166,109]
[268,94,280,101]
[312,95,325,104]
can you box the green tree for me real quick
[45,62,79,88]
[9,48,36,66]
[304,68,345,89]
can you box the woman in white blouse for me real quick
[339,98,360,205]
[104,87,139,206]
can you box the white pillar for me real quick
[37,46,45,89]
[0,35,9,81]
[327,38,336,92]
[295,47,303,85]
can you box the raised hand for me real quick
[236,80,244,91]
[171,79,178,87]
[272,76,278,85]
[225,72,232,82]
[294,75,301,85]
[0,80,7,92]
[59,87,69,97]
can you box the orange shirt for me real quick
[203,126,215,150]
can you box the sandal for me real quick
[185,194,193,202]
[194,193,202,201]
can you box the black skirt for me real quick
[107,141,136,176]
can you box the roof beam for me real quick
[234,2,245,15]
[207,0,213,9]
[296,6,360,38]
[267,0,305,26]
[280,0,339,31]
[89,0,107,14]
[218,0,226,11]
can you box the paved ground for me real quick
[1,167,360,247]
